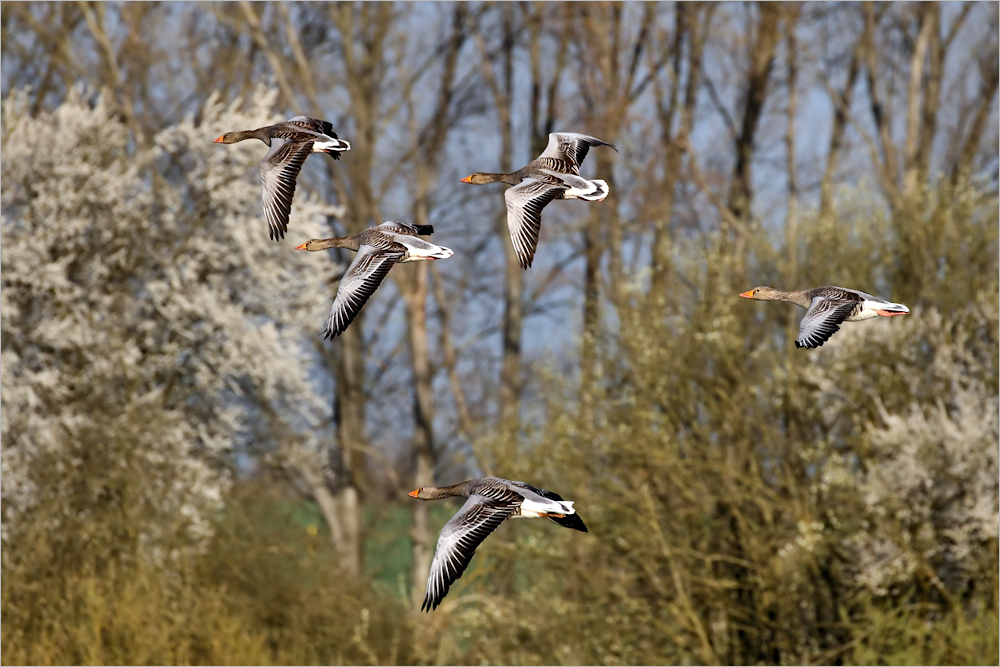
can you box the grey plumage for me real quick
[409,477,587,612]
[295,221,453,339]
[740,285,910,349]
[462,132,617,270]
[215,116,351,241]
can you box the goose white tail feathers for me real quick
[879,302,909,315]
[520,498,576,516]
[407,245,454,261]
[563,179,609,201]
[313,138,352,156]
[580,179,609,201]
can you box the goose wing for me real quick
[539,132,617,169]
[322,245,403,339]
[503,178,566,270]
[379,220,434,237]
[421,495,519,612]
[286,116,336,137]
[813,285,873,302]
[796,297,858,349]
[260,138,313,241]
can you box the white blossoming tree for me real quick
[1,87,346,560]
[799,302,999,600]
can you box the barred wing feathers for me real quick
[260,139,313,241]
[322,245,403,339]
[503,179,565,270]
[539,132,617,170]
[421,496,518,612]
[796,298,858,349]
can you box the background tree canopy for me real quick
[2,2,997,665]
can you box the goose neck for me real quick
[310,236,359,251]
[485,172,520,185]
[427,481,472,499]
[782,290,813,309]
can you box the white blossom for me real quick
[2,87,337,548]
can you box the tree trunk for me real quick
[488,6,524,430]
[916,4,942,189]
[652,4,711,303]
[864,1,901,207]
[901,3,935,199]
[317,1,398,574]
[400,4,467,603]
[329,326,367,575]
[403,262,436,604]
[951,54,999,184]
[727,3,781,223]
[784,4,800,293]
[819,18,865,218]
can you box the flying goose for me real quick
[295,221,453,339]
[460,132,617,270]
[409,476,587,612]
[215,116,351,241]
[740,285,910,349]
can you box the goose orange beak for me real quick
[739,290,754,299]
[408,489,420,498]
[294,242,308,250]
[460,175,473,183]
[213,135,225,143]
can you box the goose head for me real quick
[739,286,779,300]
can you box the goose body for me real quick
[408,476,587,611]
[215,116,351,241]
[295,221,453,339]
[461,132,617,270]
[740,285,910,349]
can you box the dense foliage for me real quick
[2,2,997,665]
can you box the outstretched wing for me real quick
[503,179,565,270]
[379,220,434,237]
[796,298,858,349]
[286,116,337,138]
[539,132,617,169]
[260,139,313,241]
[322,246,403,339]
[421,496,519,612]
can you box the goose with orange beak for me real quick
[214,116,350,240]
[294,221,452,339]
[408,476,587,611]
[460,132,617,270]
[740,285,909,349]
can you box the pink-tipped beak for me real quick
[460,175,473,183]
[739,290,754,299]
[294,242,308,250]
[408,489,420,498]
[213,135,225,143]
